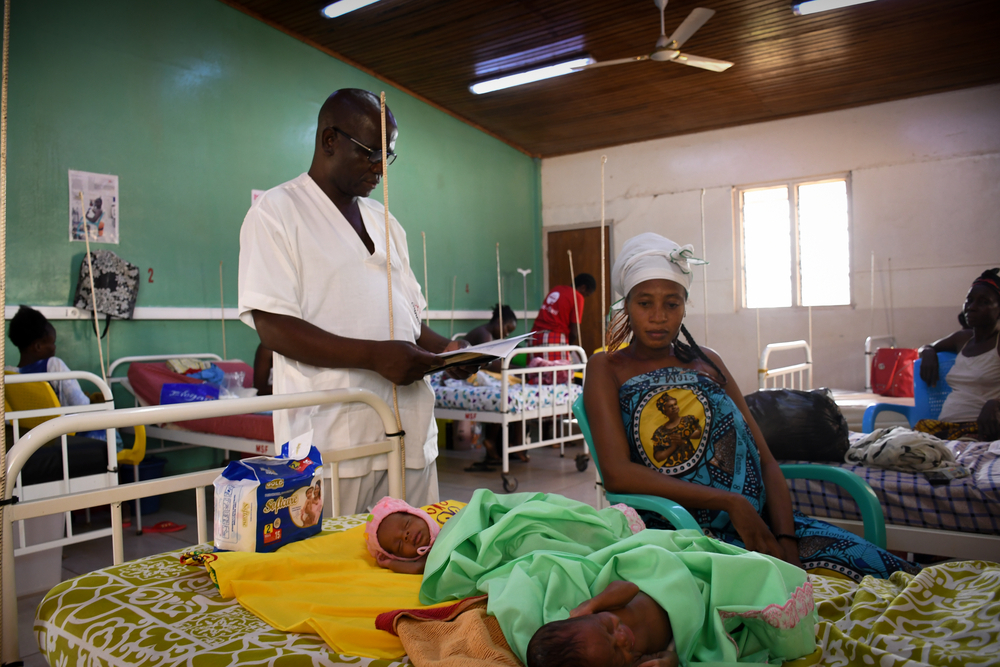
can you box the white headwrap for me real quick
[612,233,708,299]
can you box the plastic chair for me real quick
[117,425,147,466]
[572,396,887,548]
[4,371,75,434]
[862,352,956,432]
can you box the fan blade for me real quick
[666,8,715,49]
[573,55,650,70]
[673,52,733,72]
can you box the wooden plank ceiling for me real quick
[223,0,1000,157]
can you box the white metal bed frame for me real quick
[108,353,280,456]
[758,340,813,390]
[754,340,998,560]
[434,344,589,492]
[1,387,403,665]
[5,371,118,561]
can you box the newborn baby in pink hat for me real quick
[365,496,441,575]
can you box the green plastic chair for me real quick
[572,396,887,548]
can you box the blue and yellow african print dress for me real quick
[620,367,918,581]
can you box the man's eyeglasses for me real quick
[330,127,397,166]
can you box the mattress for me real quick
[434,381,583,414]
[784,437,1000,535]
[126,361,273,442]
[34,514,410,667]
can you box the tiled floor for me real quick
[14,442,598,666]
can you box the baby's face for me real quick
[376,511,430,559]
[570,613,639,667]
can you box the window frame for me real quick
[736,172,853,310]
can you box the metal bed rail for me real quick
[758,340,813,390]
[2,387,402,665]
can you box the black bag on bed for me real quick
[743,388,849,462]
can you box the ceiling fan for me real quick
[575,0,733,73]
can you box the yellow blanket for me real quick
[204,500,465,659]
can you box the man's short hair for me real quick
[526,619,588,667]
[318,89,395,130]
[9,306,50,350]
[491,304,517,325]
[575,273,597,292]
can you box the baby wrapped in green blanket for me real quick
[368,488,645,577]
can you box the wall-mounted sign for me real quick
[69,170,119,244]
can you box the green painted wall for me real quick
[4,0,543,385]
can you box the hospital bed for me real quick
[433,344,588,492]
[9,392,997,665]
[108,353,278,456]
[2,386,404,666]
[756,339,1000,560]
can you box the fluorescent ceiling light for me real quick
[475,37,587,77]
[470,57,593,95]
[321,0,382,19]
[793,0,878,15]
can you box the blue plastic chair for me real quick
[862,352,956,432]
[572,396,887,548]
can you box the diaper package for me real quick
[213,432,324,553]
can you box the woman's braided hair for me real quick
[675,323,727,385]
[606,301,727,385]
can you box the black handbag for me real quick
[73,250,139,337]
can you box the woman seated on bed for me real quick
[583,233,918,581]
[916,268,1000,441]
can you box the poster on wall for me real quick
[69,170,119,244]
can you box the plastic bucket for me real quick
[118,456,168,515]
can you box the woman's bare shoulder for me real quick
[586,349,642,389]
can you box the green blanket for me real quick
[420,489,636,605]
[481,530,816,666]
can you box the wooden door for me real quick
[546,227,612,356]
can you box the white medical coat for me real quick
[238,173,436,477]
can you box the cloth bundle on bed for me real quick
[845,427,970,478]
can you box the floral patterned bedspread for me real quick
[433,382,582,414]
[35,514,413,667]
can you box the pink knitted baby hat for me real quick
[364,496,441,562]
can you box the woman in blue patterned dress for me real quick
[584,232,917,581]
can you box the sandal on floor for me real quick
[144,521,187,533]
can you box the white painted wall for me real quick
[542,85,1000,392]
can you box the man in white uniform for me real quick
[238,89,468,514]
